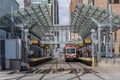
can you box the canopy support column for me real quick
[109,3,113,58]
[98,25,102,62]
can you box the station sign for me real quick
[79,43,84,47]
[40,44,44,47]
[45,46,49,49]
[84,39,91,44]
[31,40,38,44]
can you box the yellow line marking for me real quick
[78,57,92,61]
[31,57,51,62]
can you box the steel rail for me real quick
[38,61,56,80]
[74,62,106,80]
[67,62,82,80]
[5,59,55,80]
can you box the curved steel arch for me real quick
[71,4,120,39]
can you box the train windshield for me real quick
[67,48,75,54]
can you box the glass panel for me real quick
[67,49,75,54]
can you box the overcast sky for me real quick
[16,0,70,25]
[58,0,70,25]
[16,0,24,8]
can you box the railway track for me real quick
[67,62,82,80]
[5,60,106,80]
[38,61,88,80]
[38,62,55,80]
[5,59,57,80]
[72,62,106,80]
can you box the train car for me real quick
[64,45,78,61]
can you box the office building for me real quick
[94,0,120,14]
[53,0,59,24]
[24,0,31,7]
[70,0,82,14]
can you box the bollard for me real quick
[92,57,94,67]
[56,60,58,72]
[58,52,64,71]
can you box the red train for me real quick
[64,45,78,61]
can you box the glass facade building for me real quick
[24,0,31,7]
[53,0,59,24]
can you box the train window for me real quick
[67,49,75,54]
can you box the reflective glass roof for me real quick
[71,4,120,39]
[0,5,52,39]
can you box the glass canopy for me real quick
[71,4,120,39]
[0,5,52,39]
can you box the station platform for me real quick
[78,57,120,67]
[78,57,92,61]
[98,58,120,67]
[29,56,51,62]
[29,57,52,66]
[78,57,92,66]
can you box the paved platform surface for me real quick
[0,67,120,80]
[98,58,120,67]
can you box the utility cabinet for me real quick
[0,39,26,70]
[0,40,5,70]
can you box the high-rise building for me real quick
[70,0,93,15]
[24,0,31,7]
[94,0,120,14]
[53,0,59,24]
[70,0,82,15]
